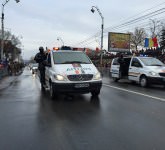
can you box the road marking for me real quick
[103,84,165,102]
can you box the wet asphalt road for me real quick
[0,67,165,150]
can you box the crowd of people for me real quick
[0,59,24,79]
[92,48,165,67]
[132,48,165,63]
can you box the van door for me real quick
[111,58,120,79]
[128,57,142,81]
[45,53,52,86]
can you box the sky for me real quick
[2,0,165,59]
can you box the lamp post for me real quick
[91,6,104,66]
[1,0,20,60]
[57,37,64,46]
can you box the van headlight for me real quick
[54,74,66,81]
[93,72,101,80]
[149,71,158,76]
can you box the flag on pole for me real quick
[149,38,154,47]
[152,37,158,47]
[144,37,158,48]
[144,38,149,47]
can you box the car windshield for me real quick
[52,51,92,64]
[139,57,164,66]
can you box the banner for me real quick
[108,32,130,52]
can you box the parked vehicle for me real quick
[41,47,102,99]
[30,63,38,74]
[110,56,165,87]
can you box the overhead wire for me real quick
[74,2,165,48]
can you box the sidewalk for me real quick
[0,75,18,91]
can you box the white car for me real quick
[31,63,38,74]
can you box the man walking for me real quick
[34,46,47,87]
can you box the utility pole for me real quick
[91,6,104,65]
[1,2,6,60]
[1,0,20,60]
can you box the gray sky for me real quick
[2,0,165,59]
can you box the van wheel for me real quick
[91,90,100,97]
[140,76,148,87]
[50,83,56,99]
[112,77,119,82]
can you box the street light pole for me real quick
[1,0,20,60]
[57,37,64,46]
[91,6,104,65]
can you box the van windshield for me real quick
[52,51,92,64]
[139,57,164,66]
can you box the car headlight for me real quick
[54,74,66,81]
[149,71,158,76]
[93,72,101,80]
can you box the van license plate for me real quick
[75,83,89,88]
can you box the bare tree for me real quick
[149,19,163,39]
[0,30,22,47]
[3,30,12,41]
[11,35,21,47]
[129,27,147,51]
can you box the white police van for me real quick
[110,56,165,87]
[42,47,102,99]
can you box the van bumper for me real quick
[147,77,165,85]
[51,81,102,94]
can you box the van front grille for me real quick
[159,73,165,77]
[67,74,93,81]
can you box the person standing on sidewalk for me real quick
[34,46,47,87]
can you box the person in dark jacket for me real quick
[118,54,125,77]
[34,46,47,86]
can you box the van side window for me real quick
[113,58,119,65]
[131,58,142,67]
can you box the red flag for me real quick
[152,37,158,47]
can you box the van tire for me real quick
[140,76,148,87]
[91,90,100,97]
[112,77,119,82]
